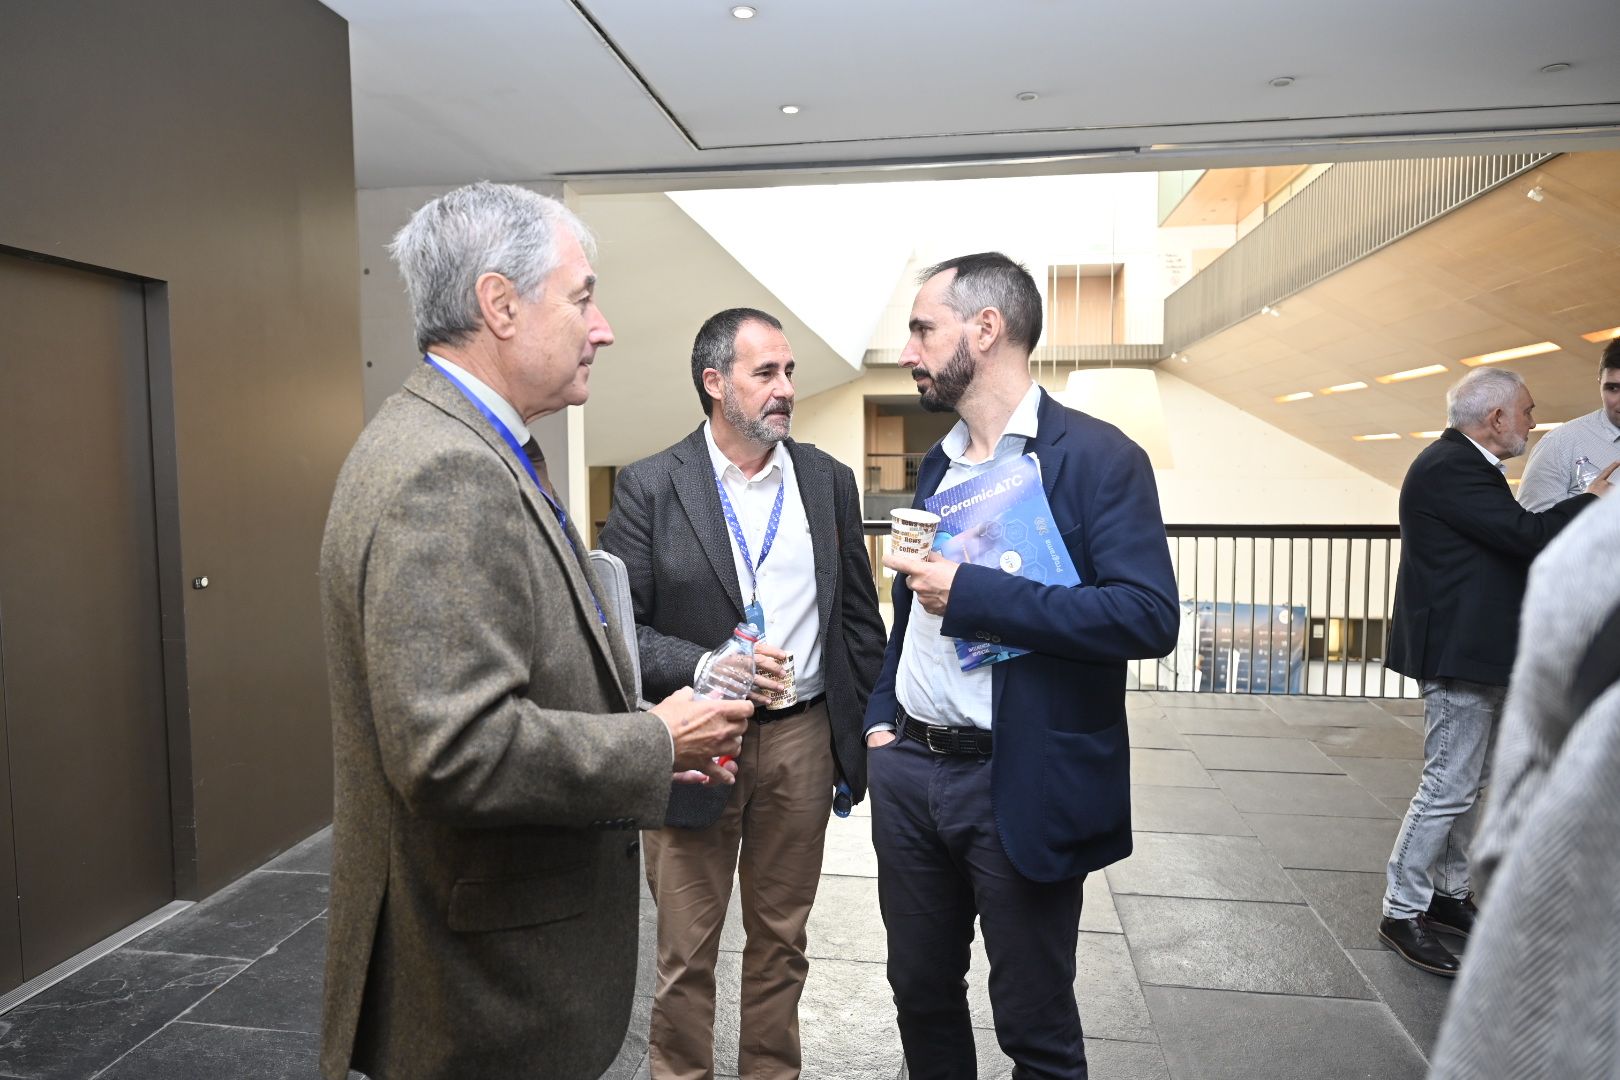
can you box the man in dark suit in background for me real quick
[599,308,885,1079]
[866,253,1180,1080]
[1380,365,1613,978]
[319,183,751,1080]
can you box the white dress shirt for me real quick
[703,424,824,699]
[429,355,529,445]
[1462,431,1507,473]
[893,382,1044,731]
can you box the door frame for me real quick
[0,246,197,900]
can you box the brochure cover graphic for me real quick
[923,452,1081,670]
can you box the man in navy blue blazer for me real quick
[864,252,1179,1080]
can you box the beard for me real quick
[915,335,976,413]
[1502,432,1528,460]
[722,382,792,444]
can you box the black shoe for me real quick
[1426,893,1478,938]
[1378,916,1459,977]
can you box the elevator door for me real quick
[0,253,174,986]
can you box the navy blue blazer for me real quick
[864,389,1180,882]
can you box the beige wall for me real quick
[799,365,1398,526]
[793,367,920,479]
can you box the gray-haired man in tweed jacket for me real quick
[318,183,751,1080]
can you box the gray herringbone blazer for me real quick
[319,365,673,1080]
[598,425,886,828]
[1429,493,1620,1079]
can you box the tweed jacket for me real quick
[864,389,1180,882]
[598,426,886,828]
[319,365,674,1080]
[1386,427,1594,686]
[1430,492,1620,1079]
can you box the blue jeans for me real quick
[1383,678,1504,919]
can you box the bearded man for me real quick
[599,307,884,1079]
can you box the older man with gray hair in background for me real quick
[1378,366,1615,978]
[318,181,752,1080]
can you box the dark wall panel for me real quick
[0,1,362,894]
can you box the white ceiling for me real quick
[324,0,1620,192]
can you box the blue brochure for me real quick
[923,452,1082,671]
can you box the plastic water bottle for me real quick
[694,622,759,701]
[1575,455,1601,490]
[695,623,759,767]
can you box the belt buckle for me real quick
[924,725,954,754]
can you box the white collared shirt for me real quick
[1462,431,1507,474]
[429,354,530,445]
[702,424,824,698]
[893,382,1043,731]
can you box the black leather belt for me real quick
[898,707,992,756]
[759,692,825,723]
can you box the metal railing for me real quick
[862,521,1413,699]
[864,343,1164,367]
[864,453,927,493]
[1163,153,1555,353]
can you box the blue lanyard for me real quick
[714,470,785,604]
[425,356,605,626]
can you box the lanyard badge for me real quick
[715,472,784,638]
[425,356,606,626]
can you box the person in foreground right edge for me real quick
[1379,366,1613,978]
[1427,489,1620,1080]
[864,253,1179,1080]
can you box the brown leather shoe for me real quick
[1426,893,1478,937]
[1378,915,1459,977]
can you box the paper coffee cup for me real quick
[889,508,941,558]
[767,653,798,710]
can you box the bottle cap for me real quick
[733,622,761,642]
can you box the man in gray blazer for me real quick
[319,182,751,1080]
[599,308,885,1079]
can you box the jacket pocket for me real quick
[447,865,592,932]
[1039,721,1130,850]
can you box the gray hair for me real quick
[918,252,1043,353]
[388,181,595,353]
[690,307,784,417]
[1447,367,1526,429]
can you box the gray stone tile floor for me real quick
[0,692,1453,1079]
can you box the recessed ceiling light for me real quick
[1376,364,1450,384]
[779,104,800,115]
[1411,431,1444,439]
[1531,421,1563,432]
[730,5,757,18]
[1274,391,1313,403]
[1268,75,1296,88]
[1352,433,1401,442]
[1320,381,1368,394]
[1015,91,1039,102]
[1581,326,1620,343]
[1540,62,1572,73]
[1459,342,1559,367]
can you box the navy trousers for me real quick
[868,734,1087,1080]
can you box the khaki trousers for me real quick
[645,701,836,1080]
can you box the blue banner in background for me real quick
[1191,601,1306,694]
